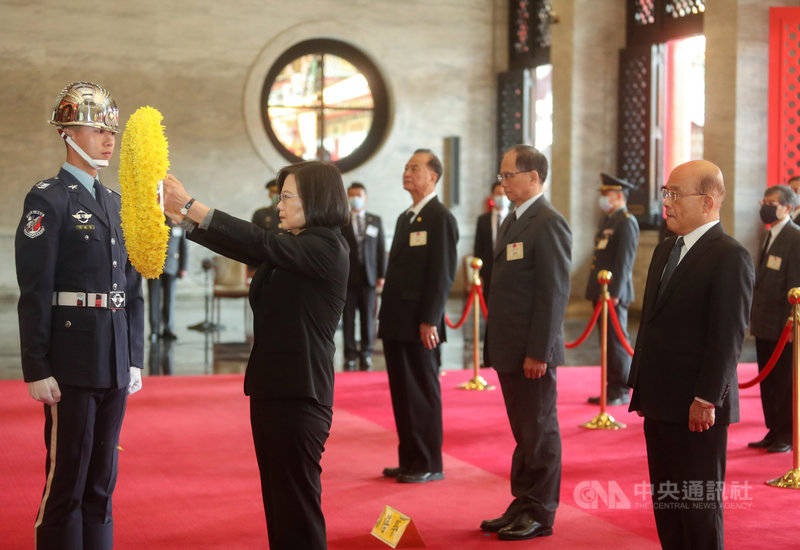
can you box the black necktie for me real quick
[658,236,684,298]
[495,210,516,253]
[93,180,106,214]
[356,215,365,262]
[760,231,772,265]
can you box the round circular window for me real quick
[261,39,390,173]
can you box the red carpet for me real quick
[0,364,797,549]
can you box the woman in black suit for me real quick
[162,162,350,550]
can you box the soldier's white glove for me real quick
[128,367,142,395]
[28,377,61,405]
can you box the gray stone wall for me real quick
[0,0,791,310]
[0,0,501,293]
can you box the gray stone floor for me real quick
[0,289,756,381]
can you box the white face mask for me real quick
[349,195,365,211]
[598,195,614,213]
[494,195,511,211]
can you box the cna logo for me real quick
[573,480,632,510]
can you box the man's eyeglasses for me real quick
[660,187,707,202]
[496,170,529,183]
[279,192,300,202]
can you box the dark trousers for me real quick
[598,301,632,399]
[147,274,176,335]
[35,385,127,550]
[756,337,793,442]
[342,282,377,361]
[497,368,561,527]
[643,418,727,550]
[250,397,332,550]
[383,339,443,473]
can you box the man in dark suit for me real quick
[480,144,571,541]
[148,218,188,341]
[342,182,386,371]
[16,82,144,550]
[749,184,800,453]
[585,173,639,406]
[473,182,510,302]
[378,149,459,484]
[628,160,754,550]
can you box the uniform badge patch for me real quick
[68,185,78,190]
[24,210,46,238]
[35,181,51,190]
[72,210,93,223]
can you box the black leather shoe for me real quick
[480,515,515,533]
[497,512,552,541]
[748,433,775,448]
[587,395,630,406]
[343,360,357,372]
[397,471,444,484]
[382,466,404,478]
[767,441,792,453]
[162,330,178,341]
[360,357,373,371]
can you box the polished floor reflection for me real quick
[0,290,756,382]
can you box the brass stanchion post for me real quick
[458,258,495,391]
[767,287,800,488]
[581,270,626,430]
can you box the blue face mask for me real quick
[349,196,365,211]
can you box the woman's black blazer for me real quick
[188,210,349,406]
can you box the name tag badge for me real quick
[506,242,524,261]
[596,237,609,250]
[409,231,427,247]
[767,254,783,271]
[365,224,379,238]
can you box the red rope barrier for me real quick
[739,318,793,389]
[606,298,635,357]
[445,284,475,329]
[565,298,603,349]
[476,284,488,320]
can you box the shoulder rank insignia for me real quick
[23,210,45,238]
[72,210,93,223]
[68,184,78,190]
[35,181,51,190]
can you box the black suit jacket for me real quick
[628,224,754,424]
[189,211,349,407]
[751,221,800,340]
[378,197,459,342]
[486,196,572,371]
[584,207,639,304]
[342,211,386,287]
[473,211,497,294]
[15,168,144,389]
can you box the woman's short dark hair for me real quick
[508,144,548,184]
[276,161,350,228]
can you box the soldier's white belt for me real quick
[52,291,126,309]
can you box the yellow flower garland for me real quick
[118,106,170,279]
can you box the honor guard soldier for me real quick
[16,82,144,550]
[584,173,640,406]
